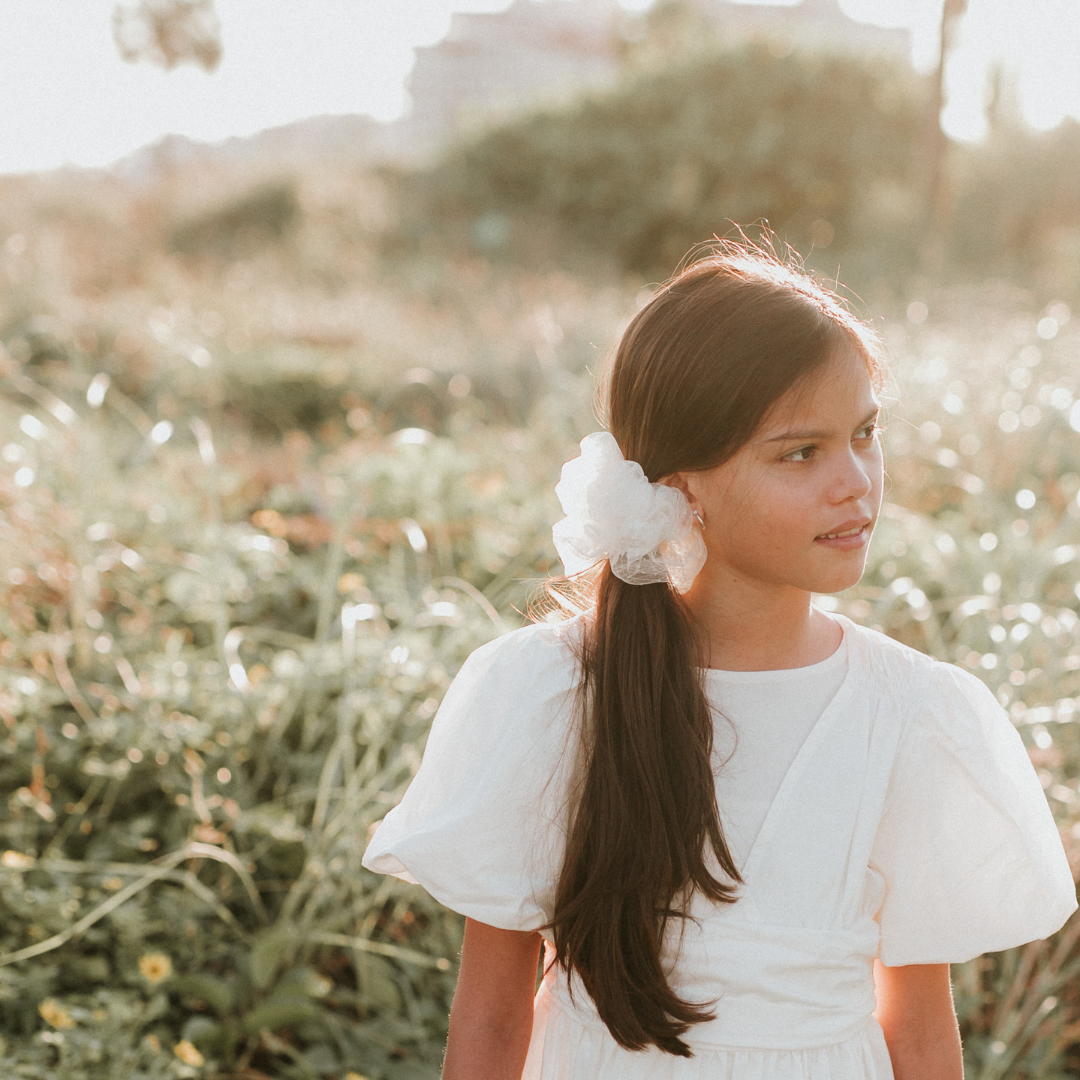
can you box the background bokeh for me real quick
[2,2,1080,1078]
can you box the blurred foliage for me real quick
[386,33,1080,301]
[0,341,591,1078]
[171,183,302,260]
[113,0,222,73]
[394,42,929,277]
[951,119,1080,294]
[0,171,614,1072]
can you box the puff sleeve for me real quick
[361,620,582,931]
[870,660,1077,966]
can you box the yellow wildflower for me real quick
[38,999,75,1030]
[173,1040,205,1066]
[138,952,173,984]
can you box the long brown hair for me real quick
[544,244,884,1056]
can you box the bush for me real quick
[171,182,302,259]
[398,42,929,277]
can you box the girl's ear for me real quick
[660,471,700,516]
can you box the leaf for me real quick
[249,926,298,990]
[143,990,170,1023]
[172,974,232,1014]
[190,1020,240,1058]
[240,997,319,1035]
[357,954,403,1012]
[181,1015,218,1044]
[113,0,223,74]
[276,965,332,998]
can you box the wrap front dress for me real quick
[362,613,1077,1079]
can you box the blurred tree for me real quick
[405,43,929,277]
[113,0,222,72]
[618,0,720,70]
[983,60,1023,138]
[950,119,1080,288]
[922,0,969,270]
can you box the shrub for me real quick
[171,182,302,259]
[398,42,929,277]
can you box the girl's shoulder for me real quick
[838,612,985,705]
[838,613,1020,765]
[466,612,584,676]
[434,615,585,741]
[453,614,584,706]
[837,612,936,676]
[859,616,1077,964]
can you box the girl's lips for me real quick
[814,523,870,550]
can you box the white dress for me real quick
[362,612,1077,1079]
[707,630,849,872]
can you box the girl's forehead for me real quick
[758,349,878,434]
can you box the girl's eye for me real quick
[856,421,880,440]
[782,445,814,462]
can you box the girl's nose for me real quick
[830,448,875,503]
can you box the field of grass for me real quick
[0,164,1079,1078]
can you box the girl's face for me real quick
[677,344,883,600]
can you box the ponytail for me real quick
[547,567,740,1056]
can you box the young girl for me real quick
[362,247,1077,1079]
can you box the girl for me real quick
[363,246,1077,1079]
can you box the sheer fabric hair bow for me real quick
[552,431,707,594]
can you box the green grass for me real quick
[0,343,578,1077]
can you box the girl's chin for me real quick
[804,562,869,596]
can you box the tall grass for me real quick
[0,314,599,1076]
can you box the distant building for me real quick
[398,0,623,158]
[392,0,912,160]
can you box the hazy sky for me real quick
[0,0,1077,175]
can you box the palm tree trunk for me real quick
[923,0,969,273]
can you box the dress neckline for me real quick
[735,615,861,876]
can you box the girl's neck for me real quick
[685,577,841,671]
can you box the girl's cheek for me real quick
[773,472,820,509]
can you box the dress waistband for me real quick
[543,918,880,1052]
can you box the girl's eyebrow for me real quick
[762,405,881,443]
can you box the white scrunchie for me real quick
[552,431,707,594]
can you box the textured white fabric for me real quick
[552,431,707,593]
[708,634,849,870]
[362,613,1077,1079]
